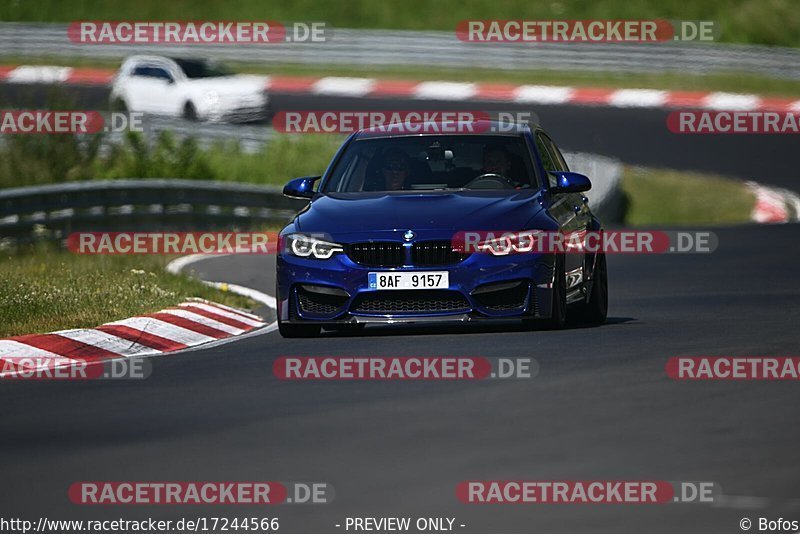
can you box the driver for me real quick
[380,149,412,191]
[481,144,512,176]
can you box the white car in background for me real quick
[110,56,269,123]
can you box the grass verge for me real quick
[621,166,754,226]
[0,243,259,338]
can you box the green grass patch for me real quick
[198,135,342,185]
[0,242,258,338]
[621,166,754,226]
[1,0,799,47]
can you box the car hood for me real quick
[294,190,547,237]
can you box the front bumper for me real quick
[276,250,556,325]
[207,93,269,123]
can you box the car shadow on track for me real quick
[318,316,638,338]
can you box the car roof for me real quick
[121,55,211,67]
[122,55,175,64]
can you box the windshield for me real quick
[173,58,234,78]
[322,135,538,193]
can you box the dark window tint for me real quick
[172,58,232,78]
[131,66,173,81]
[534,133,557,187]
[542,134,569,172]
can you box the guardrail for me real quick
[106,116,274,153]
[0,179,305,243]
[0,23,798,79]
[0,148,625,246]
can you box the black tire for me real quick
[577,253,608,325]
[542,255,567,330]
[182,102,198,121]
[110,97,128,112]
[278,319,321,338]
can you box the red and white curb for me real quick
[747,182,800,224]
[2,65,800,112]
[0,298,267,378]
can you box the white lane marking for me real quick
[609,89,668,108]
[53,329,160,357]
[312,77,376,97]
[165,254,279,352]
[179,302,264,327]
[165,253,231,275]
[159,308,245,335]
[166,255,274,308]
[702,92,761,111]
[514,85,574,104]
[201,281,277,309]
[7,65,72,83]
[106,316,217,346]
[413,81,477,100]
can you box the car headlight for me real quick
[286,234,344,260]
[476,230,541,256]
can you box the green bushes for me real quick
[0,130,344,189]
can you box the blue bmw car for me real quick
[276,121,607,337]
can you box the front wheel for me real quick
[110,97,128,112]
[541,255,567,330]
[576,253,608,325]
[183,101,198,121]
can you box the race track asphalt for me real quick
[0,82,798,534]
[1,224,798,533]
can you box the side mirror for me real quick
[549,171,591,193]
[283,176,321,199]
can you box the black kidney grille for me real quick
[412,240,470,266]
[347,242,405,267]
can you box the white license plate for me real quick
[368,271,449,290]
